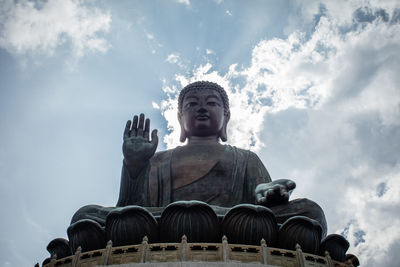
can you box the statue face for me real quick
[180,89,226,139]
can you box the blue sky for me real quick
[1,0,400,266]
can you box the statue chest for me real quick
[171,145,233,191]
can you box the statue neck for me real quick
[187,136,220,146]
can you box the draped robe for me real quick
[73,144,327,237]
[117,145,271,208]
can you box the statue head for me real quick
[178,81,230,142]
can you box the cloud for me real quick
[146,33,154,40]
[166,53,180,64]
[225,10,232,16]
[165,53,187,69]
[341,168,400,264]
[206,48,215,55]
[176,0,190,7]
[158,1,400,266]
[152,101,160,109]
[144,29,162,54]
[0,0,111,59]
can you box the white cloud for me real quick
[0,0,111,59]
[206,48,215,55]
[165,53,180,64]
[165,53,187,69]
[225,10,232,16]
[176,0,190,7]
[158,1,400,266]
[146,33,154,40]
[152,101,160,109]
[342,167,400,264]
[144,30,162,54]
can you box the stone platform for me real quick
[104,263,280,267]
[42,236,353,267]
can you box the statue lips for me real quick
[196,114,209,121]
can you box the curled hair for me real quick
[178,81,229,115]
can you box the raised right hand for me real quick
[123,113,158,163]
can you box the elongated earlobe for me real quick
[219,125,227,142]
[179,125,187,142]
[178,113,187,142]
[219,112,230,142]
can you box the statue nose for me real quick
[197,107,207,113]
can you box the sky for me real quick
[0,0,399,266]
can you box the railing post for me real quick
[295,244,305,267]
[261,238,269,264]
[222,235,229,262]
[103,240,113,265]
[180,235,188,261]
[71,246,81,267]
[140,236,149,263]
[49,254,56,267]
[325,251,334,267]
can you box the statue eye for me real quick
[185,102,198,108]
[207,101,219,106]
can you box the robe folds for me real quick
[117,145,272,208]
[72,144,327,237]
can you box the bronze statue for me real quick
[72,81,326,234]
[42,81,358,265]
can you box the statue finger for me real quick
[273,184,281,193]
[144,118,150,139]
[137,113,145,136]
[286,180,296,190]
[280,192,289,202]
[256,193,265,204]
[265,189,274,198]
[282,192,289,201]
[261,189,268,198]
[280,187,287,197]
[132,115,138,136]
[151,129,158,146]
[124,120,131,139]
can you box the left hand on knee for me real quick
[255,179,296,207]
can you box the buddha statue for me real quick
[68,81,328,254]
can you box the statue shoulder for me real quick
[222,145,259,161]
[222,144,271,182]
[224,145,268,169]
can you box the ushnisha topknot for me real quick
[178,81,230,115]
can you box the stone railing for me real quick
[41,236,353,267]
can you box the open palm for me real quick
[123,113,158,163]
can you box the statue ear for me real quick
[178,113,187,142]
[219,111,230,142]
